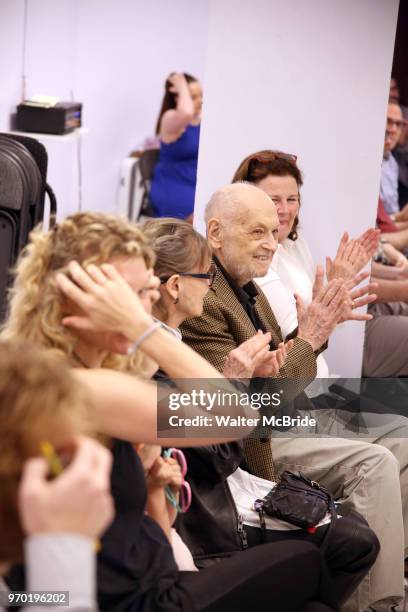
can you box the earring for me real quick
[174,297,179,304]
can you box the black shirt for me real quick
[213,257,267,334]
[97,440,183,612]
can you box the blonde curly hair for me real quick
[1,212,155,373]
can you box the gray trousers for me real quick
[363,302,408,377]
[271,409,408,611]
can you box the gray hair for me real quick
[204,181,263,226]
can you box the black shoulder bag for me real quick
[254,471,337,552]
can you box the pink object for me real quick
[166,448,192,512]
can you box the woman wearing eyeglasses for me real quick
[142,216,289,377]
[142,218,381,610]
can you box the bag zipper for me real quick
[237,514,248,549]
[272,482,330,501]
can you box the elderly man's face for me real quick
[216,191,280,286]
[384,103,403,155]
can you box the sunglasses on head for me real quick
[249,151,297,167]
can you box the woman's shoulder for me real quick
[160,122,199,146]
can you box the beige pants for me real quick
[271,409,408,611]
[363,302,408,377]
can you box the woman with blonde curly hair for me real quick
[1,212,340,612]
[2,211,268,436]
[2,212,156,374]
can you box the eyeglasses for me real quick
[160,263,216,288]
[387,117,406,130]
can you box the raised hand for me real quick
[55,261,156,338]
[312,264,325,300]
[167,72,189,95]
[326,234,363,281]
[339,271,377,323]
[296,279,347,351]
[18,437,114,538]
[326,229,380,282]
[253,340,294,378]
[356,228,381,267]
[223,331,272,378]
[146,456,182,492]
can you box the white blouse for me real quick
[256,231,330,381]
[272,233,316,304]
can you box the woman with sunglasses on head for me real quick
[232,150,379,380]
[1,212,339,612]
[231,151,408,611]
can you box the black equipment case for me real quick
[0,133,56,322]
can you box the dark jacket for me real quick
[180,260,317,482]
[176,442,249,568]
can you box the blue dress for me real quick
[150,124,200,219]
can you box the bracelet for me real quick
[127,321,162,354]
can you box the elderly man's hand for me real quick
[222,331,271,378]
[296,278,347,351]
[253,340,294,378]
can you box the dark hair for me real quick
[231,150,303,241]
[155,73,198,135]
[388,96,401,107]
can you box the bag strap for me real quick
[45,183,57,227]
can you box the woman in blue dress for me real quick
[150,73,202,221]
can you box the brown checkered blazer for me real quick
[180,261,317,481]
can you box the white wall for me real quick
[194,0,399,376]
[74,0,209,214]
[0,0,209,218]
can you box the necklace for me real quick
[72,351,91,369]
